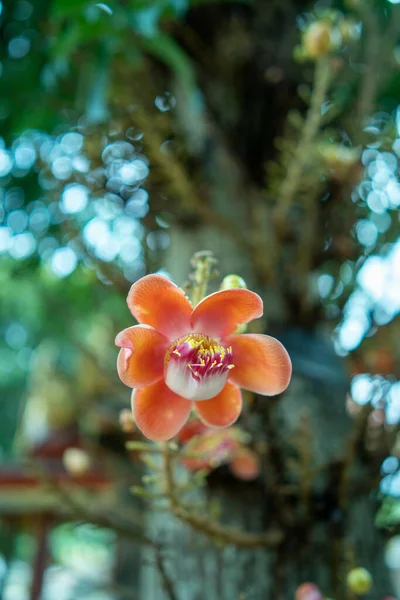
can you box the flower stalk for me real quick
[189,250,218,306]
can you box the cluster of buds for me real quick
[294,11,361,62]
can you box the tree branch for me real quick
[161,444,283,549]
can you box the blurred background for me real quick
[0,0,400,598]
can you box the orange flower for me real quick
[115,274,292,442]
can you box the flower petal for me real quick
[229,447,260,481]
[176,419,208,444]
[195,382,242,428]
[116,325,168,388]
[132,380,192,442]
[127,274,193,340]
[227,333,292,395]
[191,289,263,338]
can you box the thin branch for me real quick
[161,444,283,549]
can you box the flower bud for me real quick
[119,409,136,433]
[230,447,260,481]
[63,447,90,477]
[295,582,323,600]
[303,21,340,59]
[220,274,247,290]
[347,568,373,595]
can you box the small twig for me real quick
[154,548,180,600]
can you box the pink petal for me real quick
[127,274,193,340]
[195,382,242,428]
[116,325,168,388]
[227,333,292,395]
[191,289,263,338]
[132,380,192,442]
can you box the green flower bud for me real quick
[347,568,373,595]
[302,21,341,59]
[220,274,247,290]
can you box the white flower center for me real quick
[164,334,234,401]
